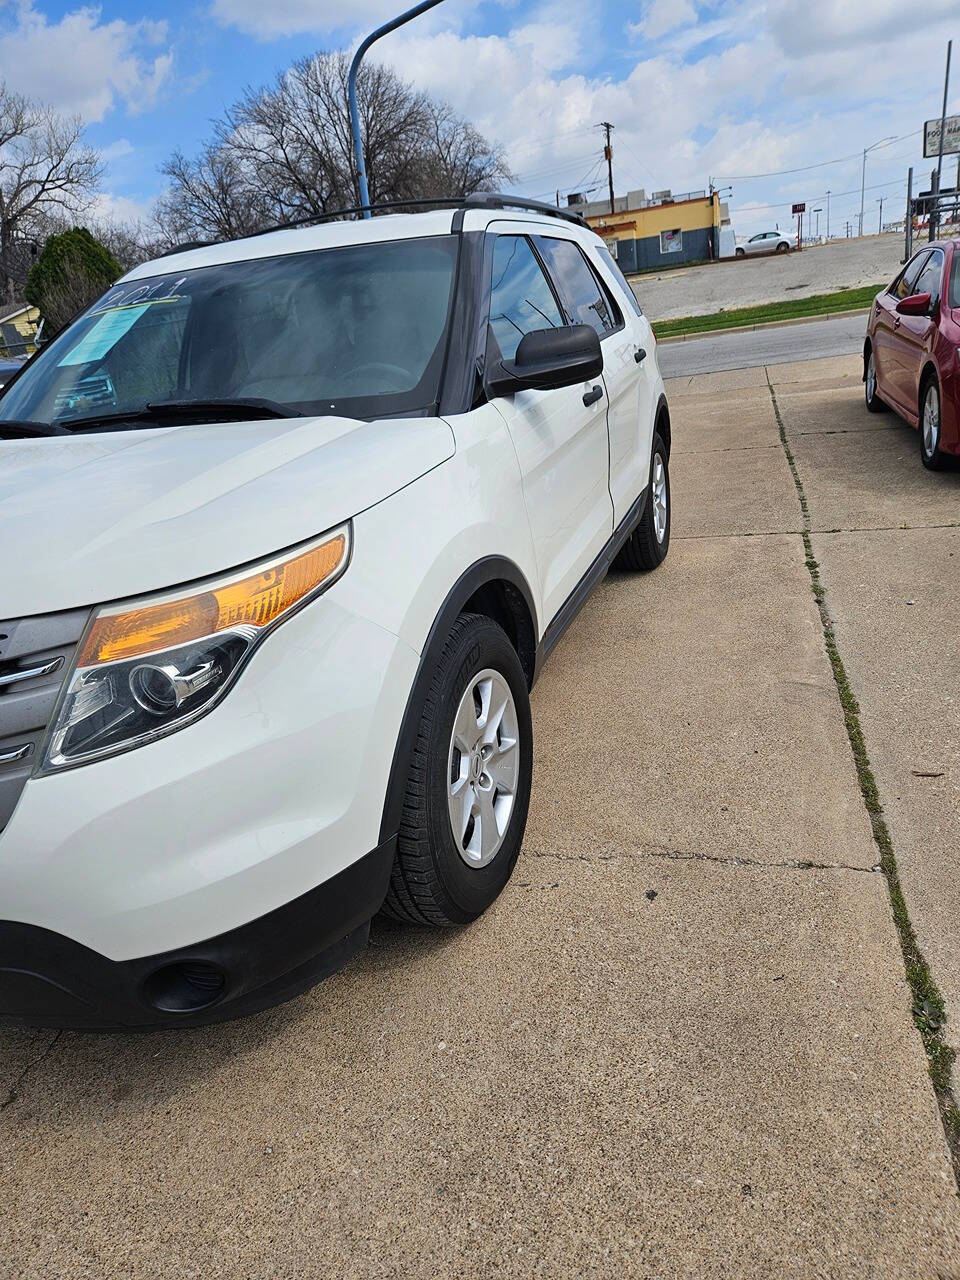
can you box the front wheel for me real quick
[382,614,533,927]
[920,377,947,471]
[614,431,670,571]
[864,347,887,413]
[735,247,745,257]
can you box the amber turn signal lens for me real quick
[78,531,348,666]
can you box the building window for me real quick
[660,228,682,254]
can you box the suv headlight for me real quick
[39,525,350,773]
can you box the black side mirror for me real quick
[487,324,603,398]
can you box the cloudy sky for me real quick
[1,0,957,237]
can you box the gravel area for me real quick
[633,232,906,322]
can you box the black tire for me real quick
[614,431,671,571]
[382,613,533,927]
[735,247,745,257]
[920,374,947,471]
[776,241,789,253]
[864,344,887,413]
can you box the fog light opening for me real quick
[142,961,227,1013]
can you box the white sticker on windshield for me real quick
[58,304,152,367]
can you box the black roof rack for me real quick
[155,191,589,260]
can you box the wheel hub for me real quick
[447,669,520,868]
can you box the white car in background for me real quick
[0,194,672,1029]
[735,229,795,256]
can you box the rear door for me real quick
[485,230,613,627]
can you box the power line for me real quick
[735,174,908,215]
[716,130,921,181]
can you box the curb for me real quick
[655,307,870,344]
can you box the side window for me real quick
[950,251,960,309]
[893,251,929,300]
[595,244,643,317]
[913,249,944,306]
[535,236,617,337]
[488,235,564,362]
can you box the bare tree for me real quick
[154,145,271,247]
[0,84,102,302]
[156,52,511,244]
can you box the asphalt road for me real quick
[657,312,867,378]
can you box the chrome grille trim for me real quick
[0,609,90,831]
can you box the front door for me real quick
[889,247,943,414]
[485,230,613,627]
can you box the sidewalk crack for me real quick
[765,364,960,1185]
[0,1031,61,1115]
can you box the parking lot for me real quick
[636,234,906,321]
[4,351,960,1277]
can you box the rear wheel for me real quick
[920,376,947,471]
[614,431,670,571]
[864,347,887,413]
[382,614,532,927]
[776,241,789,253]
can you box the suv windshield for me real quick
[0,235,458,428]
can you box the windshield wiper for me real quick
[0,419,70,439]
[147,397,302,419]
[56,397,302,432]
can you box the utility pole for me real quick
[813,207,822,238]
[877,196,883,233]
[599,121,615,215]
[905,166,913,260]
[826,190,830,240]
[931,38,952,241]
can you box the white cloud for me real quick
[0,3,174,121]
[210,0,458,40]
[631,0,698,42]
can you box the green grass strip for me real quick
[765,370,960,1181]
[653,284,883,339]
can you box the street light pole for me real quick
[348,0,447,218]
[826,190,830,240]
[859,137,895,236]
[930,39,952,241]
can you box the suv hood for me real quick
[0,415,455,617]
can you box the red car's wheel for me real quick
[864,346,887,413]
[920,376,947,471]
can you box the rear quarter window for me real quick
[594,244,643,317]
[950,250,960,308]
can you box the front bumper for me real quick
[0,838,395,1029]
[0,585,418,1025]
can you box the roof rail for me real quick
[461,192,587,227]
[153,192,590,261]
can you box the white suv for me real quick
[0,194,671,1028]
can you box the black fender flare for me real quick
[378,555,539,845]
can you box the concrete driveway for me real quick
[2,356,960,1278]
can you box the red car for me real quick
[864,238,960,469]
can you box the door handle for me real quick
[582,384,604,407]
[634,347,647,364]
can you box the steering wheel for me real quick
[343,362,412,392]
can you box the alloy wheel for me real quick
[447,669,520,868]
[866,352,877,403]
[923,383,940,458]
[652,452,668,543]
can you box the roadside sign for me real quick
[792,202,806,214]
[924,114,960,158]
